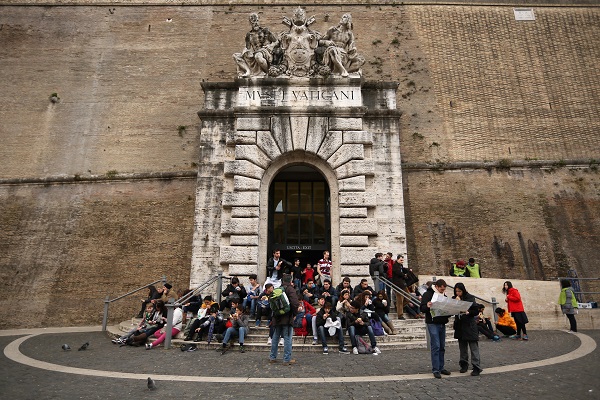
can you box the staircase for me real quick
[108,313,457,352]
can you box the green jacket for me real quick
[558,287,578,314]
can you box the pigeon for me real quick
[78,342,89,351]
[147,377,156,390]
[61,344,71,351]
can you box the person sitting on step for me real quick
[218,305,249,354]
[346,300,381,355]
[494,307,517,337]
[315,301,349,354]
[255,283,274,327]
[373,290,397,335]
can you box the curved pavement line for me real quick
[3,329,596,383]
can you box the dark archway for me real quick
[268,165,331,264]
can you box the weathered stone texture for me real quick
[338,175,366,192]
[221,218,260,235]
[219,246,258,265]
[0,179,195,329]
[403,168,600,284]
[221,191,259,208]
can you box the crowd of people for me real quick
[112,250,579,378]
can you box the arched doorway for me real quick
[268,165,330,265]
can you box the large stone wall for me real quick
[0,4,599,327]
[0,179,195,329]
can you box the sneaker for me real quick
[239,344,245,353]
[471,368,482,376]
[352,347,359,355]
[433,372,442,379]
[145,343,152,350]
[267,338,272,345]
[492,335,501,342]
[323,347,329,354]
[509,334,521,340]
[312,338,318,345]
[339,347,350,354]
[440,369,451,376]
[522,335,529,341]
[111,338,122,344]
[279,338,284,345]
[567,330,573,333]
[373,346,381,354]
[187,344,198,352]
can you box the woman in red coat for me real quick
[502,281,529,340]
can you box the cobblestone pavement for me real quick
[0,328,598,399]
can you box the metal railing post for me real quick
[216,270,224,305]
[165,299,175,349]
[491,297,498,324]
[102,296,110,332]
[373,271,380,294]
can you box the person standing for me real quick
[502,281,529,340]
[465,258,482,278]
[391,255,408,320]
[420,279,451,379]
[266,249,291,289]
[453,283,483,376]
[269,274,300,365]
[317,251,333,284]
[558,279,578,333]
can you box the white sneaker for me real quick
[374,346,381,354]
[279,338,284,345]
[267,338,272,345]
[352,347,359,355]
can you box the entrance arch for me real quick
[259,151,340,283]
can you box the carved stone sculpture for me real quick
[233,13,280,78]
[233,9,364,79]
[279,7,319,77]
[318,13,365,77]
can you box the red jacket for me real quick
[386,259,394,279]
[505,287,525,313]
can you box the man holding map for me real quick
[420,279,471,379]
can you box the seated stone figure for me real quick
[233,13,279,77]
[318,13,365,77]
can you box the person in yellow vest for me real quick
[465,258,481,278]
[450,260,467,277]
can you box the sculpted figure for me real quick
[233,13,279,78]
[318,13,365,77]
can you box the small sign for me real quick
[514,8,535,21]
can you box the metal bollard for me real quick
[102,296,110,332]
[164,299,175,349]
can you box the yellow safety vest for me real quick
[466,263,480,278]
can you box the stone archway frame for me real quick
[258,151,341,283]
[220,111,377,284]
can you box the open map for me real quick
[430,292,473,317]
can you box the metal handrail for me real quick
[174,275,221,307]
[164,271,230,349]
[376,274,421,309]
[101,275,167,331]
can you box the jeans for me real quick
[223,326,246,345]
[348,325,377,348]
[427,323,446,373]
[317,326,345,349]
[270,324,293,362]
[243,298,257,315]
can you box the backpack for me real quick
[293,311,306,328]
[370,319,385,336]
[356,335,373,354]
[269,287,291,316]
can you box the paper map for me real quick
[430,292,473,317]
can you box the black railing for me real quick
[163,271,231,349]
[102,275,167,332]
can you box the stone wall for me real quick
[1,4,599,327]
[0,179,195,329]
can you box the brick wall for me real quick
[0,4,599,327]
